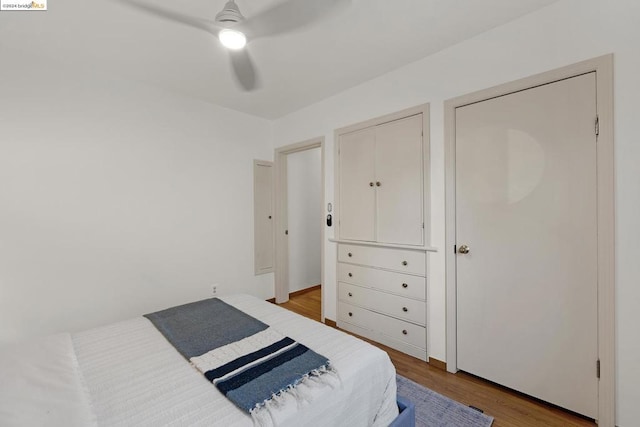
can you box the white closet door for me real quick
[456,73,598,418]
[375,115,424,246]
[339,128,376,241]
[253,161,274,274]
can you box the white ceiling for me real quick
[0,0,559,119]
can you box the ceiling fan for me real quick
[117,0,351,91]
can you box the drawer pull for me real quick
[348,273,353,277]
[348,252,353,257]
[348,312,353,317]
[402,330,408,335]
[402,261,408,266]
[348,292,353,297]
[402,307,408,312]
[402,283,408,289]
[369,182,374,187]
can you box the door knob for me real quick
[458,244,470,254]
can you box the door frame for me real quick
[444,54,614,426]
[274,137,325,320]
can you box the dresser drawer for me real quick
[338,282,426,325]
[337,263,426,300]
[338,244,426,276]
[338,302,426,349]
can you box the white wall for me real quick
[273,0,640,424]
[286,148,322,292]
[0,45,274,343]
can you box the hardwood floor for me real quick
[277,287,323,322]
[276,288,596,427]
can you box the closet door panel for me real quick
[375,115,424,245]
[253,161,274,274]
[339,128,376,241]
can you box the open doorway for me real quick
[287,148,322,296]
[274,138,325,322]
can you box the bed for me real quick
[0,294,400,426]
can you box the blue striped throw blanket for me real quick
[145,298,336,424]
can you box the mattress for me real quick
[70,294,399,426]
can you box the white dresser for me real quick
[336,243,428,360]
[333,105,433,361]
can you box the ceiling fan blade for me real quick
[238,0,351,39]
[115,0,220,36]
[229,49,260,91]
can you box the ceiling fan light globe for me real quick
[219,29,247,50]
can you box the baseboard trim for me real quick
[289,284,321,298]
[324,318,337,328]
[428,357,447,371]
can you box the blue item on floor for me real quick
[389,396,416,427]
[396,374,494,426]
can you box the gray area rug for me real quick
[397,375,494,427]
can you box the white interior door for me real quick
[456,73,598,418]
[253,161,274,275]
[375,115,424,246]
[339,128,376,241]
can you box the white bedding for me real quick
[0,333,97,427]
[70,294,399,426]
